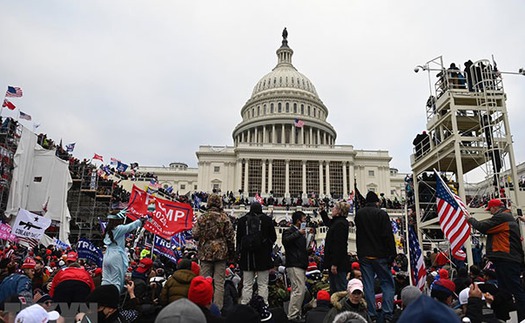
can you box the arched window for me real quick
[286,103,289,113]
[294,103,297,113]
[270,103,274,113]
[257,106,260,116]
[278,103,282,113]
[307,106,311,116]
[264,104,267,114]
[301,104,304,114]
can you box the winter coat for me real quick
[355,203,396,259]
[321,212,350,272]
[236,212,277,271]
[467,207,524,264]
[305,300,331,323]
[160,269,197,305]
[323,291,372,323]
[0,273,33,304]
[193,207,235,262]
[282,225,308,269]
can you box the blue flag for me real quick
[77,238,103,267]
[116,161,128,172]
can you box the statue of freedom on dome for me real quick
[282,27,288,40]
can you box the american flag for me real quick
[19,111,32,121]
[5,86,23,97]
[294,118,304,128]
[434,170,471,259]
[408,225,426,290]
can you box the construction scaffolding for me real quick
[411,56,523,265]
[0,117,21,218]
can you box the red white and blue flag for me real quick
[294,118,304,128]
[255,193,264,205]
[408,225,426,290]
[434,170,471,260]
[93,153,104,162]
[65,142,76,153]
[19,111,31,121]
[5,86,23,97]
[2,98,16,110]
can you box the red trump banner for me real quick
[127,185,193,240]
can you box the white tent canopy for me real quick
[6,126,72,244]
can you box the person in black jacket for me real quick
[320,201,350,294]
[282,211,308,322]
[355,191,396,323]
[237,202,277,306]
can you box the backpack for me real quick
[241,213,263,252]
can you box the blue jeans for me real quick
[360,257,394,321]
[329,271,348,294]
[493,260,525,322]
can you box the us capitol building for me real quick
[141,30,406,200]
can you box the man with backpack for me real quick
[236,202,277,306]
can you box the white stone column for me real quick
[292,125,296,144]
[272,125,276,143]
[301,127,304,145]
[302,161,307,199]
[281,124,285,144]
[241,132,245,143]
[323,132,327,145]
[243,159,249,195]
[319,161,324,196]
[342,162,348,198]
[254,127,258,144]
[285,159,290,198]
[236,159,243,195]
[317,129,321,145]
[263,126,267,143]
[261,160,266,195]
[326,161,331,197]
[268,160,273,193]
[309,127,313,146]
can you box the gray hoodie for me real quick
[155,298,206,323]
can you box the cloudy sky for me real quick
[1,1,524,182]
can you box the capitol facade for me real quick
[141,31,406,200]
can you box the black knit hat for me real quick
[365,191,380,203]
[86,284,120,308]
[250,202,262,214]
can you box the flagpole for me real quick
[404,203,414,287]
[151,234,156,259]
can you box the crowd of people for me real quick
[1,191,524,323]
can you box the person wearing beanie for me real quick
[465,198,525,322]
[80,284,127,323]
[355,191,396,323]
[155,298,206,323]
[400,286,421,308]
[398,294,460,323]
[305,290,331,323]
[282,210,308,322]
[0,257,36,304]
[320,201,351,293]
[102,209,147,292]
[160,259,198,305]
[193,194,235,310]
[188,276,224,323]
[430,278,456,306]
[237,202,277,306]
[323,279,371,323]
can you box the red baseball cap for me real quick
[66,252,78,262]
[136,257,153,274]
[485,199,503,211]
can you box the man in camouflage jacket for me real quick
[193,194,235,310]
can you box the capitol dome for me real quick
[233,28,336,147]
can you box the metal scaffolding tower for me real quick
[411,56,523,265]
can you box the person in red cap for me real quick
[304,290,331,323]
[465,198,525,322]
[49,251,95,303]
[0,257,36,304]
[188,276,218,322]
[430,277,456,306]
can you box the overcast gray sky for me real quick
[1,1,524,182]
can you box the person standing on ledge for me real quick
[355,191,396,323]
